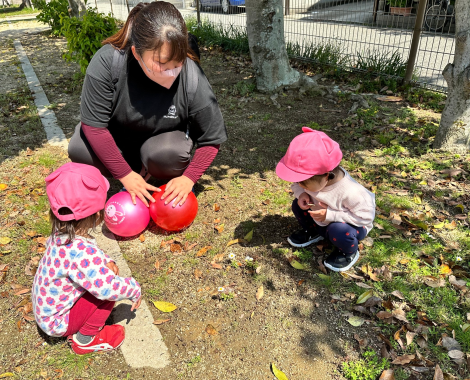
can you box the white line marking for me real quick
[13,39,68,150]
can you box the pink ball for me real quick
[104,191,150,237]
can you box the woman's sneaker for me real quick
[287,229,323,248]
[324,249,359,272]
[68,325,125,355]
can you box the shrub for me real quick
[60,8,117,73]
[33,0,69,36]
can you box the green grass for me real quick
[342,349,389,380]
[0,5,38,18]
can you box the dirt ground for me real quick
[1,18,469,380]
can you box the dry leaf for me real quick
[226,238,246,247]
[14,289,30,296]
[194,268,202,279]
[153,319,171,325]
[36,237,47,246]
[424,276,446,288]
[271,363,289,380]
[379,369,395,380]
[348,316,365,326]
[377,311,393,320]
[433,364,444,380]
[377,96,403,102]
[152,301,177,312]
[0,184,8,191]
[139,234,145,243]
[256,285,264,301]
[213,218,221,224]
[354,334,368,348]
[184,242,198,251]
[160,239,175,248]
[406,331,416,346]
[197,246,211,257]
[214,224,224,234]
[154,260,160,271]
[213,203,220,212]
[170,243,182,254]
[356,290,374,304]
[0,237,11,245]
[362,237,374,247]
[205,324,218,335]
[211,262,223,269]
[392,309,409,323]
[440,264,452,276]
[391,354,415,365]
[213,254,224,262]
[391,290,405,300]
[449,275,466,290]
[356,282,373,289]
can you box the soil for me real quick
[1,19,449,380]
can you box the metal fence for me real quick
[94,0,456,93]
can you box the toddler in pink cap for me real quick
[31,162,142,354]
[276,128,376,272]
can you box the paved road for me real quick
[78,0,459,91]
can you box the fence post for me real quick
[284,0,290,16]
[109,0,114,17]
[196,0,200,25]
[125,0,130,14]
[404,0,427,84]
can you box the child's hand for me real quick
[131,297,142,312]
[106,262,119,276]
[298,193,312,210]
[308,201,328,222]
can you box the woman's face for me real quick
[132,42,183,77]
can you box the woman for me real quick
[68,1,227,207]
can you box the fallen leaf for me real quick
[213,218,221,224]
[377,96,403,102]
[0,237,11,245]
[440,264,452,276]
[433,221,445,229]
[0,374,15,378]
[214,224,224,234]
[226,238,246,247]
[364,296,382,307]
[290,260,305,270]
[354,333,368,348]
[211,262,223,269]
[213,203,220,212]
[170,243,182,254]
[413,195,422,204]
[194,268,202,279]
[271,363,289,380]
[449,275,466,290]
[154,260,160,271]
[356,290,374,304]
[184,242,197,251]
[256,285,264,301]
[424,276,446,288]
[392,309,409,323]
[356,282,373,289]
[205,324,217,335]
[391,290,405,300]
[379,369,395,380]
[196,246,211,257]
[152,301,177,313]
[160,239,175,248]
[14,289,30,296]
[213,254,224,262]
[391,354,415,365]
[36,237,47,246]
[139,234,145,243]
[348,316,365,327]
[0,184,8,191]
[377,311,393,320]
[442,336,461,351]
[362,237,374,247]
[390,213,402,225]
[374,223,384,230]
[244,229,254,243]
[448,350,464,360]
[406,331,416,346]
[433,364,444,380]
[153,319,171,325]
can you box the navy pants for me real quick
[292,199,367,255]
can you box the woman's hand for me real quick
[308,201,328,222]
[119,171,160,207]
[298,192,312,210]
[161,175,194,207]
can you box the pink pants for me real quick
[63,292,115,337]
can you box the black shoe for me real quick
[324,249,359,272]
[287,229,323,248]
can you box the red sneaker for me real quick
[67,325,125,355]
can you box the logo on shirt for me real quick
[164,105,178,119]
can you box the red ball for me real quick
[149,184,198,232]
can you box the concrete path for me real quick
[8,20,170,369]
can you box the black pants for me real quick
[68,123,194,179]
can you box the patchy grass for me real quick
[0,5,38,18]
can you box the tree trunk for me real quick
[19,0,33,9]
[433,0,470,152]
[245,0,301,93]
[67,0,87,18]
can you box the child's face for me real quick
[299,175,328,193]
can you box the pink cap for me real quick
[276,127,342,182]
[45,163,110,221]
